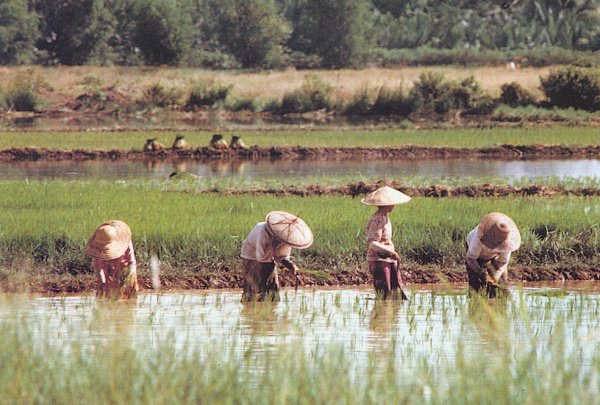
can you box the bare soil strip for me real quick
[6,264,598,294]
[203,182,600,198]
[0,144,599,162]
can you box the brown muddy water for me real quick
[4,284,598,369]
[0,158,599,181]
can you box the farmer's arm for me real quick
[491,252,511,282]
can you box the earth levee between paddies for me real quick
[0,181,598,293]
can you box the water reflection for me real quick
[2,285,598,371]
[0,158,598,181]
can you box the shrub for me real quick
[343,86,372,115]
[371,86,420,116]
[540,67,600,111]
[185,79,231,109]
[500,82,537,107]
[139,83,182,108]
[278,75,333,114]
[413,72,450,113]
[225,96,258,112]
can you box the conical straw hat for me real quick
[361,186,411,206]
[265,211,313,249]
[477,212,521,251]
[86,220,132,260]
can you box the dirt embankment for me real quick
[7,264,599,294]
[0,144,599,162]
[208,182,600,198]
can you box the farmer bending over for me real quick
[363,186,411,300]
[465,212,521,298]
[240,211,313,302]
[86,220,139,300]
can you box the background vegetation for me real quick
[1,0,600,68]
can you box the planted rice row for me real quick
[0,126,598,150]
[0,180,597,273]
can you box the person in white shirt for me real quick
[240,211,313,302]
[362,186,411,300]
[465,212,521,297]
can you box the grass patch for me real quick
[0,127,599,149]
[0,180,597,273]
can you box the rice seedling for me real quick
[0,180,597,286]
[0,287,598,404]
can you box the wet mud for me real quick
[4,263,599,294]
[0,144,599,162]
[204,182,600,198]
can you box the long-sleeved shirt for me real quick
[466,226,512,280]
[241,222,292,263]
[91,240,138,299]
[366,212,396,263]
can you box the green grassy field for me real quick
[0,126,598,149]
[0,180,597,274]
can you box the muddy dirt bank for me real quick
[204,182,600,198]
[0,144,599,162]
[3,264,598,294]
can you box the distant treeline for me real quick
[1,0,600,68]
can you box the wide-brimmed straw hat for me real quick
[86,220,132,260]
[361,186,411,206]
[477,212,521,251]
[265,211,313,249]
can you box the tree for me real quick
[212,0,290,68]
[0,0,39,64]
[289,0,373,68]
[34,0,117,65]
[131,0,196,66]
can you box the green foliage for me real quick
[289,0,373,68]
[185,78,231,109]
[413,73,494,115]
[131,0,195,66]
[138,82,182,109]
[500,82,537,108]
[0,0,40,64]
[3,71,39,111]
[540,66,600,111]
[371,85,420,116]
[34,0,117,65]
[278,75,333,113]
[213,0,290,68]
[225,96,258,112]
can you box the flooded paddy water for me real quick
[0,158,599,182]
[5,284,599,371]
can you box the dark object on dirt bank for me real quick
[171,135,190,150]
[210,134,229,149]
[143,138,164,152]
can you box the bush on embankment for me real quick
[540,66,600,111]
[0,181,597,278]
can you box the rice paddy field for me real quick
[1,286,599,404]
[0,126,599,149]
[0,180,598,279]
[0,121,598,403]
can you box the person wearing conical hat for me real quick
[86,220,139,300]
[210,134,229,149]
[465,212,521,298]
[143,138,164,152]
[171,135,190,150]
[229,135,247,150]
[240,211,313,302]
[362,186,411,300]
